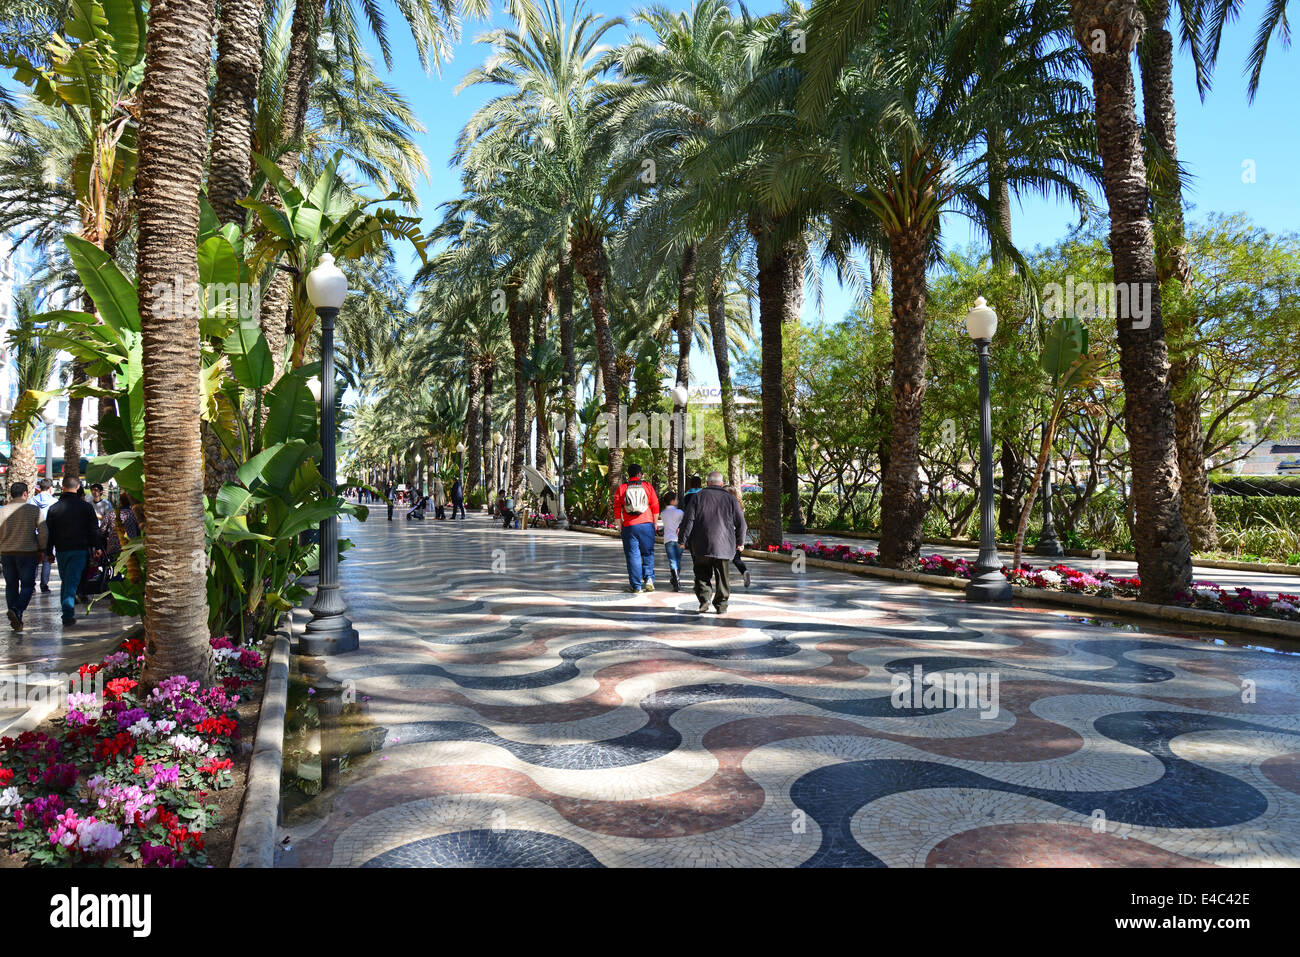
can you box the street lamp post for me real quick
[552,414,567,524]
[671,383,688,495]
[456,441,465,488]
[302,253,359,655]
[41,404,57,481]
[964,296,1012,603]
[1035,422,1065,556]
[415,452,422,499]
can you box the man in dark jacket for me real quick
[45,476,99,626]
[450,478,465,519]
[678,470,747,614]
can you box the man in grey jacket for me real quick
[678,471,747,615]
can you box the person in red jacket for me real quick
[614,463,660,592]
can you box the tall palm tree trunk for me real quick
[754,231,802,547]
[466,359,482,494]
[482,359,494,494]
[532,297,547,474]
[1139,0,1217,552]
[707,267,741,489]
[671,243,696,487]
[1072,0,1192,602]
[558,244,578,486]
[208,0,263,225]
[507,296,529,499]
[62,359,85,481]
[135,0,219,689]
[258,0,319,378]
[878,223,929,569]
[572,231,623,494]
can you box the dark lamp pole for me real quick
[302,253,359,654]
[965,296,1012,603]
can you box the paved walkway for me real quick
[784,531,1300,596]
[0,571,137,736]
[277,514,1300,867]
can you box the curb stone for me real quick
[566,523,1300,640]
[230,624,291,868]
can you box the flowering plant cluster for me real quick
[0,633,266,868]
[761,539,1299,623]
[1174,584,1300,621]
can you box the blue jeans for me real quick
[665,542,683,574]
[2,553,38,619]
[55,549,88,620]
[620,522,656,589]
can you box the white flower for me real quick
[1194,587,1220,600]
[128,717,156,738]
[0,787,21,815]
[77,820,123,853]
[1039,570,1062,586]
[167,733,207,755]
[1272,600,1296,614]
[212,647,241,662]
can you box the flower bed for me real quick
[761,539,1299,623]
[569,522,1300,625]
[0,634,267,867]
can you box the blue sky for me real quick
[364,1,1299,389]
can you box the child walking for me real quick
[661,492,685,591]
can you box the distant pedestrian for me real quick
[451,478,465,519]
[0,482,46,631]
[386,484,395,521]
[726,486,753,589]
[678,471,747,615]
[614,464,659,593]
[683,474,702,499]
[32,478,55,593]
[46,475,98,626]
[660,492,685,592]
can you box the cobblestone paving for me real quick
[276,514,1300,868]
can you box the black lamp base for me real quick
[966,573,1012,603]
[300,615,359,655]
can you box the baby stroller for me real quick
[405,495,428,520]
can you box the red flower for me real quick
[120,638,145,657]
[105,678,138,701]
[133,755,146,775]
[155,807,179,831]
[199,758,233,776]
[0,767,12,786]
[93,731,135,763]
[195,716,237,738]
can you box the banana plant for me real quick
[240,150,428,368]
[2,0,146,250]
[1011,315,1109,568]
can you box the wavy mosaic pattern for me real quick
[277,517,1300,868]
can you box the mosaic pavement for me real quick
[276,514,1300,868]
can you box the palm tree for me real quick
[4,289,59,488]
[208,0,264,225]
[1138,0,1219,551]
[134,0,220,688]
[1067,0,1193,600]
[458,0,628,493]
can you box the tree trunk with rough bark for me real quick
[208,0,263,225]
[1139,0,1217,552]
[466,358,482,495]
[879,223,929,569]
[707,267,741,490]
[671,243,696,486]
[572,230,623,494]
[558,244,578,488]
[753,228,803,547]
[257,0,319,380]
[507,295,529,500]
[1072,0,1192,602]
[135,0,219,689]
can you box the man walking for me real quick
[614,464,659,593]
[46,475,99,626]
[450,478,465,519]
[0,482,47,631]
[678,471,747,615]
[32,478,55,592]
